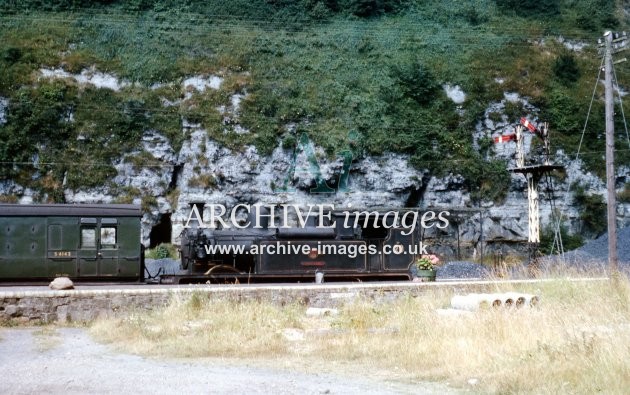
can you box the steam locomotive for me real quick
[163,203,421,283]
[0,202,424,284]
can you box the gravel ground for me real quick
[436,261,490,279]
[438,227,630,278]
[0,328,461,395]
[542,227,630,274]
[144,258,180,282]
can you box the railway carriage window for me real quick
[100,226,117,248]
[81,227,96,248]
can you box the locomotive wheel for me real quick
[203,265,243,276]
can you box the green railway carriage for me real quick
[0,204,143,281]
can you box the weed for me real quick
[187,174,216,189]
[145,243,178,260]
[90,276,630,393]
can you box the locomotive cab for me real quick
[333,211,416,275]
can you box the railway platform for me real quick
[0,278,607,324]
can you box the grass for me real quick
[92,292,304,358]
[1,1,627,203]
[90,276,630,394]
[187,173,216,189]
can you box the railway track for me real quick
[0,276,609,294]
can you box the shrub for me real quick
[540,89,582,133]
[553,53,580,86]
[574,0,618,31]
[572,184,607,238]
[539,223,584,255]
[187,174,217,189]
[458,6,488,26]
[0,194,18,203]
[391,60,439,106]
[145,243,178,259]
[154,244,170,259]
[618,183,630,203]
[1,47,21,63]
[0,82,76,177]
[447,157,511,203]
[335,0,405,17]
[281,135,297,150]
[495,0,559,17]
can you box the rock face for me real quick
[167,127,427,245]
[443,84,466,104]
[58,123,627,257]
[2,71,629,258]
[49,277,74,290]
[40,67,130,91]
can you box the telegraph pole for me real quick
[600,30,628,274]
[604,31,618,274]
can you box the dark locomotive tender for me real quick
[0,204,143,281]
[168,203,419,283]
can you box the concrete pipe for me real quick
[485,294,503,308]
[504,292,525,308]
[450,292,539,311]
[522,294,539,307]
[450,294,481,311]
[474,293,502,309]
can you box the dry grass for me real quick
[91,292,304,358]
[91,278,630,394]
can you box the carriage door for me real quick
[77,218,98,277]
[78,218,98,276]
[47,221,77,277]
[98,218,119,276]
[78,218,119,277]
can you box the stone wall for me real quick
[0,280,557,324]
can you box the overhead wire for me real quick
[2,148,629,169]
[549,55,605,258]
[0,8,606,36]
[612,61,630,151]
[0,12,604,44]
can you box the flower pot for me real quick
[414,269,436,282]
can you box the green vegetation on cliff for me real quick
[0,0,627,203]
